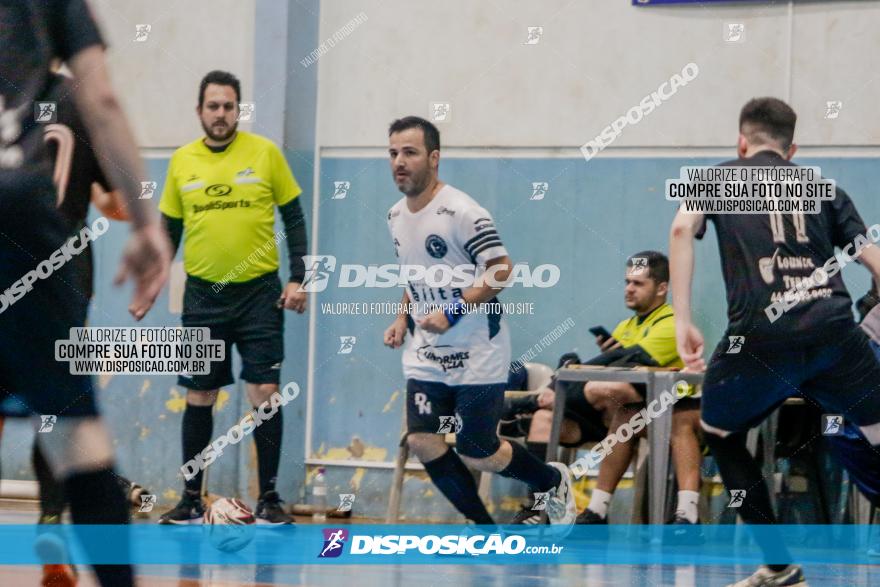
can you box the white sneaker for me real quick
[727,565,808,587]
[544,462,576,526]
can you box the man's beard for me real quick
[202,119,238,143]
[399,168,431,197]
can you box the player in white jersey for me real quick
[382,116,575,526]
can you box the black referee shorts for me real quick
[178,272,284,391]
[0,176,96,417]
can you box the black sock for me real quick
[182,403,213,494]
[33,442,65,517]
[498,441,560,492]
[768,564,790,572]
[422,449,493,524]
[64,468,134,587]
[253,405,282,495]
[526,441,548,464]
[704,432,793,565]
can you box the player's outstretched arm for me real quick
[68,46,171,320]
[669,209,706,371]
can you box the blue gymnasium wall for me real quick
[306,155,880,521]
[1,154,876,519]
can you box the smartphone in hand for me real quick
[589,326,612,344]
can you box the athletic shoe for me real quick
[35,517,77,586]
[41,564,77,587]
[574,509,608,525]
[158,492,204,525]
[511,504,547,525]
[667,513,703,544]
[255,491,294,525]
[544,462,576,526]
[726,565,808,587]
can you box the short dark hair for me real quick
[388,116,440,153]
[739,97,797,150]
[627,251,669,283]
[198,70,241,108]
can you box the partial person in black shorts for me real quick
[0,2,171,586]
[670,97,880,587]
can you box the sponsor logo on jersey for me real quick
[416,344,470,372]
[436,206,455,216]
[425,234,448,259]
[206,184,232,197]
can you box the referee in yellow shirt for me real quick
[155,71,307,524]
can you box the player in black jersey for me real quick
[0,3,171,586]
[670,97,880,587]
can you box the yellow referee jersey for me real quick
[610,303,684,369]
[159,131,301,283]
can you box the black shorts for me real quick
[177,272,284,390]
[0,176,96,417]
[701,325,880,436]
[406,378,505,458]
[559,382,608,448]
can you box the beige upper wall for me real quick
[317,0,879,149]
[89,0,255,149]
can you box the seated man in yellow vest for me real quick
[514,251,701,527]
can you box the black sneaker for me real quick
[255,491,294,525]
[667,513,703,544]
[158,491,204,525]
[511,504,548,525]
[575,509,608,525]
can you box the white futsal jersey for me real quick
[387,184,511,385]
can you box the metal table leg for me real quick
[546,377,566,462]
[648,372,672,525]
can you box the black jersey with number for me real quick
[696,150,867,346]
[0,0,103,187]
